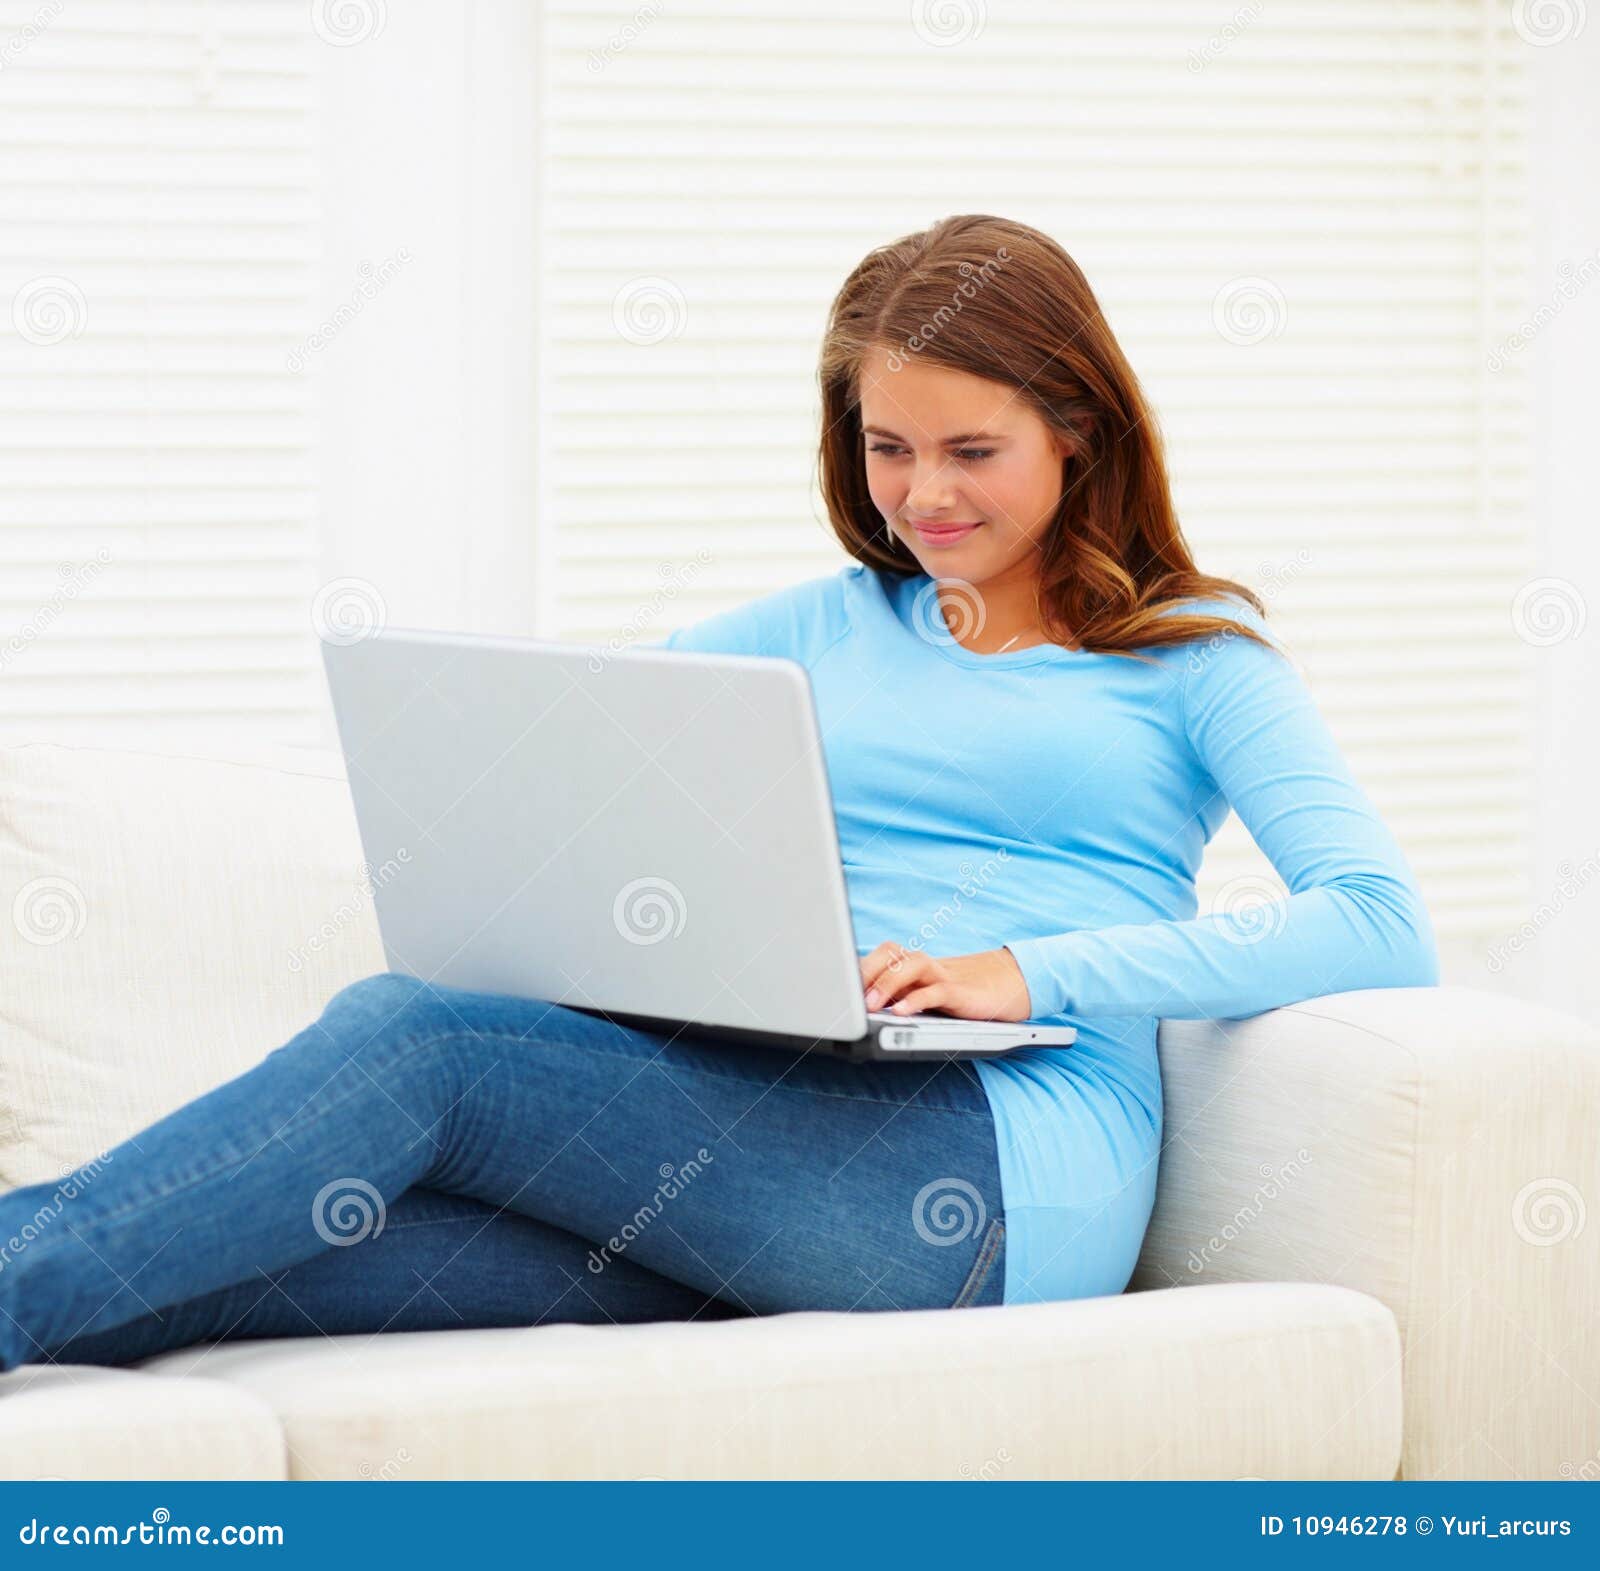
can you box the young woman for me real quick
[0,215,1437,1370]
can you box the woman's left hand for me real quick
[859,942,1032,1023]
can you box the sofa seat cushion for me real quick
[0,741,382,1189]
[0,1364,285,1480]
[137,1281,1400,1480]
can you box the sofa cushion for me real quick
[0,1364,284,1480]
[137,1281,1401,1480]
[0,742,382,1189]
[1139,989,1600,1480]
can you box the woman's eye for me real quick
[866,442,993,462]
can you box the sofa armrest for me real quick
[1132,984,1600,1481]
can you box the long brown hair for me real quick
[816,214,1278,666]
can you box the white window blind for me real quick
[535,0,1536,959]
[0,0,322,746]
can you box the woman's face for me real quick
[857,344,1073,586]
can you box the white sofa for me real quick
[1,741,1595,1481]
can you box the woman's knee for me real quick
[321,971,439,1035]
[314,972,476,1076]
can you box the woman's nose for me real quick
[906,458,958,513]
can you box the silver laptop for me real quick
[320,628,1075,1062]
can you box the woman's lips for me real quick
[909,519,982,545]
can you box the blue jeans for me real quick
[0,973,1007,1370]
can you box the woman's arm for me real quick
[1003,619,1441,1021]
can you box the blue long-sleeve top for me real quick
[663,562,1439,1304]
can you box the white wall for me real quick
[313,0,540,645]
[1528,20,1600,1026]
